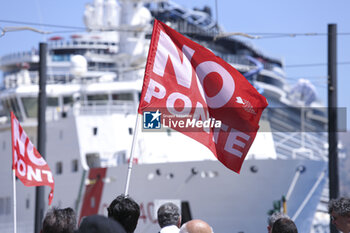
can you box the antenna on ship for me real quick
[215,0,219,27]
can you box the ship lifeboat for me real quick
[49,36,63,41]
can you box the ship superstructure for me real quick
[0,1,329,233]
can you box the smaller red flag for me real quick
[11,112,55,205]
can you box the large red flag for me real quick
[11,112,55,205]
[138,20,268,173]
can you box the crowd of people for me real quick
[40,195,350,233]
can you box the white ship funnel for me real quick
[94,0,104,28]
[104,0,120,28]
[118,1,151,56]
[84,3,95,29]
[84,0,105,30]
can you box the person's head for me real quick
[179,219,213,233]
[329,197,350,233]
[77,215,126,233]
[267,212,290,233]
[157,202,181,228]
[107,194,140,233]
[42,207,77,233]
[271,218,298,233]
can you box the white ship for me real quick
[0,1,329,233]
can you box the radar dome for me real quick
[70,55,87,77]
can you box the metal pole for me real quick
[124,114,140,196]
[34,42,47,233]
[328,24,339,233]
[12,170,17,233]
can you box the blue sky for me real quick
[0,0,349,130]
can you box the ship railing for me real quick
[263,62,283,72]
[216,53,283,74]
[159,20,219,36]
[0,49,38,66]
[3,70,39,88]
[48,40,117,50]
[49,50,119,63]
[219,54,251,67]
[84,51,119,60]
[162,22,284,72]
[77,100,137,115]
[274,131,327,160]
[3,72,136,88]
[43,100,137,121]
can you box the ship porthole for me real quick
[250,166,258,173]
[166,173,174,179]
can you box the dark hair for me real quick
[77,215,126,233]
[107,194,140,233]
[268,212,290,227]
[157,202,180,228]
[271,218,298,233]
[42,207,77,233]
[329,197,350,216]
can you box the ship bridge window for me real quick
[87,94,108,105]
[52,54,70,62]
[112,93,133,101]
[189,15,200,21]
[10,98,21,119]
[48,97,59,107]
[257,75,284,89]
[22,97,38,118]
[3,97,22,120]
[174,8,185,15]
[64,96,73,105]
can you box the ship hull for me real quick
[0,150,326,233]
[99,160,327,233]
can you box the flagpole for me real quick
[124,113,140,196]
[12,169,17,233]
